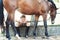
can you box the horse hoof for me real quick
[51,21,55,24]
[6,38,11,40]
[52,22,54,24]
[33,36,37,39]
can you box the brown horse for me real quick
[3,0,57,39]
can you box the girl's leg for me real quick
[16,27,21,37]
[25,26,30,37]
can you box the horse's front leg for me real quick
[42,14,49,38]
[33,21,38,36]
[33,15,39,37]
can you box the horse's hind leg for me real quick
[42,14,49,38]
[11,21,17,36]
[33,15,39,38]
[5,18,11,40]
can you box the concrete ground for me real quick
[0,25,60,40]
[0,36,60,40]
[0,33,60,40]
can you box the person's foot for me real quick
[25,35,28,38]
[15,34,21,40]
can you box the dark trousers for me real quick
[16,23,30,37]
[25,27,29,37]
[15,27,21,37]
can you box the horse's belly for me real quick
[18,3,34,14]
[18,0,39,14]
[20,8,33,14]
